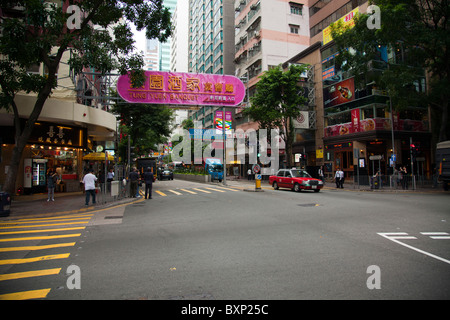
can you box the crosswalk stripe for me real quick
[0,227,86,236]
[0,268,61,281]
[204,187,226,192]
[179,189,197,194]
[192,188,211,193]
[0,217,92,226]
[6,214,94,223]
[0,234,82,242]
[0,288,51,300]
[0,243,76,253]
[0,221,89,230]
[155,190,167,196]
[0,253,70,266]
[214,186,240,192]
[168,190,182,195]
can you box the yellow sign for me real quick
[316,149,324,159]
[323,8,359,45]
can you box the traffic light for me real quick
[410,143,420,160]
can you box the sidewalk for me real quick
[224,176,444,193]
[1,191,137,220]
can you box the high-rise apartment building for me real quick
[170,0,189,72]
[187,0,236,129]
[233,0,310,131]
[144,0,178,72]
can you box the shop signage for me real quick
[215,110,233,134]
[322,8,359,45]
[25,120,87,148]
[117,71,245,107]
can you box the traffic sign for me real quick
[252,164,261,174]
[256,174,262,180]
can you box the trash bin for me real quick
[0,192,11,217]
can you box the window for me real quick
[290,25,299,34]
[290,4,302,15]
[277,170,285,177]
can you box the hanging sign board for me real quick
[117,71,245,107]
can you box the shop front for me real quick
[21,120,87,194]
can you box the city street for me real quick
[1,179,448,302]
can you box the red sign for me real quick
[117,71,245,107]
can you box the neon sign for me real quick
[117,71,245,107]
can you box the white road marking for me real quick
[378,232,450,265]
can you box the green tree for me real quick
[0,0,171,194]
[112,98,174,162]
[243,64,309,167]
[330,0,449,143]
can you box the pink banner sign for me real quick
[117,71,245,107]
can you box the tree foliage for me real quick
[243,64,309,167]
[330,0,449,142]
[111,96,174,161]
[0,0,172,194]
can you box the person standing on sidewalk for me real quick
[47,169,57,201]
[129,167,139,198]
[82,169,98,206]
[143,167,154,199]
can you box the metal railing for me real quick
[94,180,130,205]
[352,174,438,190]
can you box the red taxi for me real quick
[269,169,324,192]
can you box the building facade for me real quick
[286,0,432,182]
[0,4,117,194]
[187,0,236,130]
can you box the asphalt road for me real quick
[1,179,449,301]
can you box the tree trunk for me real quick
[2,80,55,196]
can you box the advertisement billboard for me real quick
[117,71,245,107]
[323,78,355,108]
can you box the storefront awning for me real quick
[83,152,114,161]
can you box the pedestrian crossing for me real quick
[0,213,93,300]
[150,185,241,197]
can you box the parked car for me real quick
[269,169,324,192]
[159,169,173,180]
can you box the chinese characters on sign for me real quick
[117,71,246,107]
[23,120,87,148]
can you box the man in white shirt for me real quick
[82,169,98,206]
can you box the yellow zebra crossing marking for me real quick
[0,227,85,236]
[0,268,61,281]
[0,288,51,300]
[192,188,211,194]
[179,189,197,194]
[168,190,182,195]
[0,253,70,266]
[0,242,76,253]
[0,213,92,300]
[155,190,167,196]
[204,187,226,192]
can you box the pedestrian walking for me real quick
[318,166,324,183]
[334,168,339,188]
[247,168,252,180]
[335,168,344,188]
[143,167,154,199]
[338,168,344,188]
[82,168,98,206]
[47,169,57,201]
[129,167,139,198]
